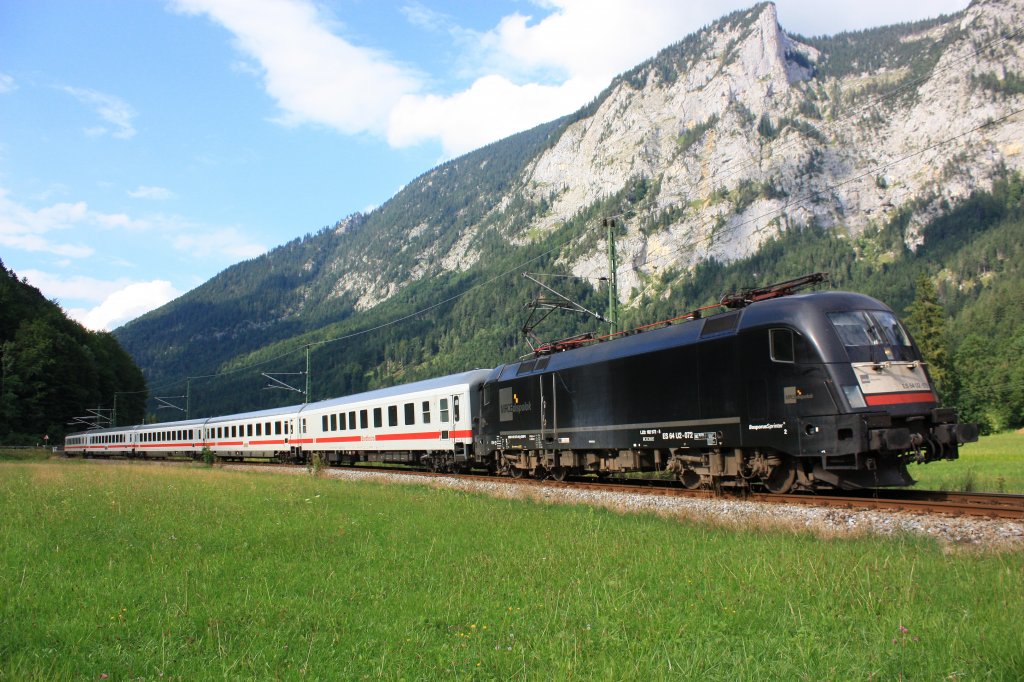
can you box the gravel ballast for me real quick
[225,465,1024,551]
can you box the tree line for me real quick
[0,260,147,444]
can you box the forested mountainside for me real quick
[116,0,1024,432]
[0,260,147,442]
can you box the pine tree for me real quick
[903,275,950,401]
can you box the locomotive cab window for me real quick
[828,310,917,362]
[770,329,795,363]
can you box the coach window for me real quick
[265,422,271,435]
[256,423,263,436]
[338,414,345,431]
[770,329,795,363]
[422,401,431,424]
[404,402,415,425]
[275,421,282,435]
[373,407,382,428]
[322,415,329,431]
[360,410,368,429]
[246,424,252,437]
[388,405,398,427]
[349,411,356,430]
[440,398,450,423]
[231,425,237,438]
[330,414,337,431]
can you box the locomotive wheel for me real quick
[550,466,568,482]
[679,469,702,490]
[763,456,797,494]
[509,467,524,479]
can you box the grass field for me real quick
[909,431,1024,493]
[1,460,1022,680]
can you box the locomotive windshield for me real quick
[827,310,917,362]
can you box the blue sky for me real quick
[0,0,969,330]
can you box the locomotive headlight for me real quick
[842,385,867,409]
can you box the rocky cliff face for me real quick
[499,0,1024,303]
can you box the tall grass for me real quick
[1,461,1021,679]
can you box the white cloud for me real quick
[388,73,596,153]
[0,188,96,257]
[20,270,133,304]
[128,185,176,200]
[171,0,970,157]
[172,227,266,260]
[773,0,970,36]
[67,280,181,331]
[61,86,137,139]
[171,0,420,135]
[0,72,15,94]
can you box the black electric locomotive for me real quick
[65,275,976,493]
[476,284,977,492]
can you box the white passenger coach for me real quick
[64,369,492,471]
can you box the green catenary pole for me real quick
[606,218,619,335]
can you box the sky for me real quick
[0,0,971,331]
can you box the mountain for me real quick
[116,0,1024,432]
[0,259,147,442]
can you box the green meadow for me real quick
[909,430,1024,493]
[1,459,1022,680]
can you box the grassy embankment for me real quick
[1,456,1022,679]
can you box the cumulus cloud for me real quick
[66,280,181,331]
[170,0,704,156]
[171,0,969,157]
[171,0,420,135]
[61,86,137,139]
[19,270,133,304]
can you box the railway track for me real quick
[304,462,1024,520]
[73,456,1024,520]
